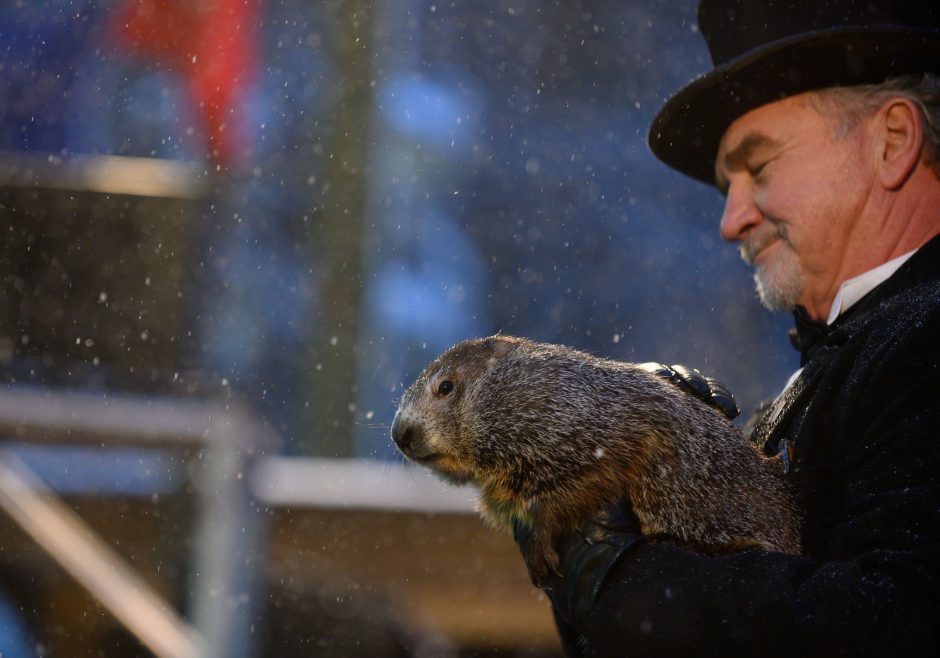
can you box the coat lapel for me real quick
[749,356,828,469]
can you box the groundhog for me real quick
[391,335,800,583]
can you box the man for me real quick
[515,1,940,655]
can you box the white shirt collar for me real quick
[779,248,918,399]
[825,249,918,325]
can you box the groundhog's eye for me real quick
[437,380,455,396]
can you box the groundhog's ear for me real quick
[485,335,518,360]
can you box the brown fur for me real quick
[391,335,800,582]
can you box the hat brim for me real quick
[648,27,940,186]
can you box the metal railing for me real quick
[0,386,276,658]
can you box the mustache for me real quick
[739,222,789,266]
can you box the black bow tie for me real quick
[788,305,829,366]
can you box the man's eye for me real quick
[437,380,454,396]
[748,161,768,178]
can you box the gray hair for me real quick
[809,73,940,178]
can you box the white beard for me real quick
[739,222,804,312]
[753,248,804,312]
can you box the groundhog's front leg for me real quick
[524,515,563,587]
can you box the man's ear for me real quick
[877,98,924,190]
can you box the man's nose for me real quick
[719,179,762,242]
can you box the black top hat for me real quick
[648,0,940,186]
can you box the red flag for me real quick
[107,0,259,169]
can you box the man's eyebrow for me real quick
[715,132,782,188]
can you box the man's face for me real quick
[714,92,875,318]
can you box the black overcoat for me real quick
[566,235,940,657]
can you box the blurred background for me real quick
[0,0,797,656]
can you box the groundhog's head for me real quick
[391,335,522,484]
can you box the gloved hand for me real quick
[637,362,740,420]
[513,496,643,629]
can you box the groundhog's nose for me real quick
[391,413,424,455]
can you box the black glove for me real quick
[637,362,740,420]
[513,496,643,629]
